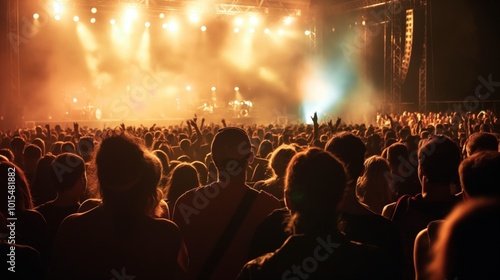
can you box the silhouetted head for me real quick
[325,132,366,182]
[51,153,86,193]
[0,161,33,212]
[418,135,461,186]
[460,150,500,198]
[268,144,296,178]
[95,133,161,216]
[285,148,347,233]
[166,162,200,205]
[466,132,498,157]
[211,127,253,174]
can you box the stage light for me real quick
[52,2,63,14]
[159,13,165,19]
[73,16,79,22]
[305,30,311,36]
[284,17,292,25]
[201,25,207,32]
[110,19,116,25]
[189,13,199,23]
[250,16,258,25]
[145,21,150,27]
[186,86,191,91]
[235,17,243,26]
[264,28,270,34]
[162,23,168,29]
[234,27,239,33]
[33,13,39,20]
[211,87,216,91]
[168,21,178,32]
[55,15,61,21]
[278,29,284,35]
[73,97,78,103]
[125,7,138,21]
[332,27,335,32]
[249,28,255,34]
[362,20,366,26]
[234,87,239,91]
[90,18,96,23]
[91,7,97,14]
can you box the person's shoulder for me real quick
[21,209,47,224]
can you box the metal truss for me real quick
[68,0,311,17]
[418,0,427,113]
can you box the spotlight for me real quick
[211,87,216,91]
[186,86,191,91]
[362,20,366,26]
[73,16,79,22]
[235,17,243,26]
[189,13,199,23]
[162,23,168,29]
[90,18,96,23]
[145,21,150,27]
[250,16,258,25]
[168,21,178,31]
[33,13,40,20]
[91,7,97,14]
[159,13,165,19]
[125,7,138,21]
[55,15,61,21]
[264,28,270,34]
[278,29,284,35]
[284,17,292,25]
[234,87,239,91]
[52,2,63,14]
[234,27,239,33]
[249,28,255,34]
[73,97,78,103]
[110,19,116,25]
[201,25,207,32]
[332,27,335,32]
[304,30,311,36]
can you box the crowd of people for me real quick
[0,109,499,279]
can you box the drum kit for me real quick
[228,100,253,118]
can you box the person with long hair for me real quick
[356,156,394,214]
[47,132,188,280]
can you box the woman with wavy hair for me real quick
[356,156,394,214]
[47,133,188,280]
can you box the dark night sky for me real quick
[1,0,499,116]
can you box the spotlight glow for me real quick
[55,15,61,21]
[186,86,191,91]
[235,17,243,26]
[189,13,199,23]
[53,2,63,14]
[211,87,216,91]
[90,18,96,23]
[73,97,78,103]
[33,13,40,20]
[249,28,255,34]
[234,27,239,33]
[110,19,116,25]
[362,20,366,26]
[305,30,311,36]
[201,25,207,32]
[278,29,284,35]
[145,21,150,27]
[159,13,165,19]
[162,23,168,29]
[73,16,79,22]
[264,28,270,34]
[125,7,138,21]
[234,87,239,91]
[168,21,178,32]
[91,7,97,14]
[284,17,292,25]
[250,16,258,25]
